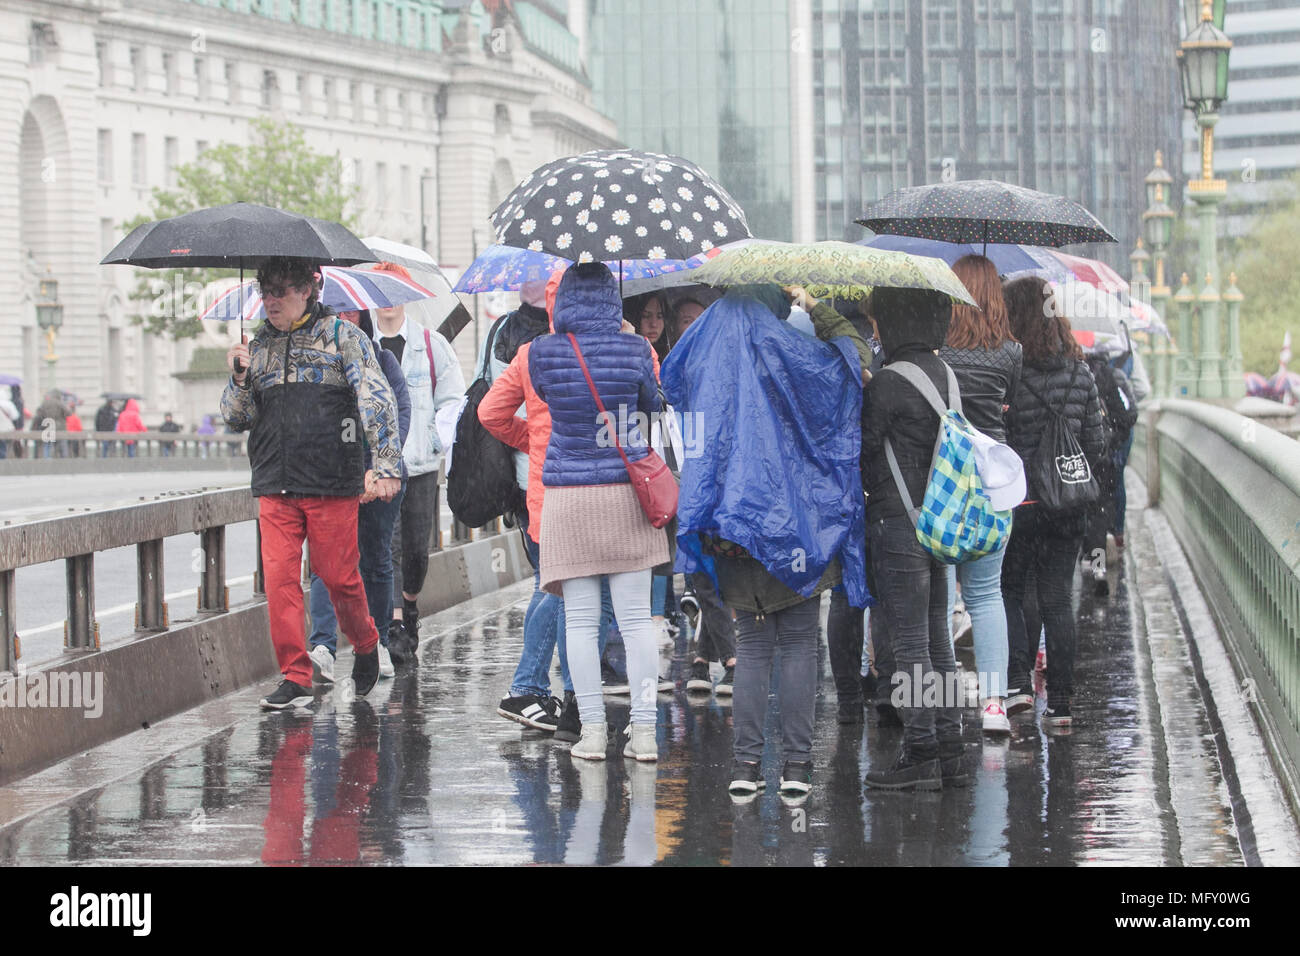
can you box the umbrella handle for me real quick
[234,263,246,374]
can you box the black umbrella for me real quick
[102,391,143,401]
[101,202,376,269]
[101,202,376,372]
[491,149,751,265]
[856,180,1117,250]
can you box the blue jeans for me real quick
[651,574,668,617]
[945,542,1010,700]
[309,482,406,655]
[512,525,611,696]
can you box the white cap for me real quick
[968,429,1027,511]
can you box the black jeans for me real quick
[688,571,735,664]
[868,515,959,749]
[391,470,439,605]
[1082,461,1118,564]
[827,587,865,709]
[1002,505,1081,707]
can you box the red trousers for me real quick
[259,494,379,687]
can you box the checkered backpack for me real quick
[882,361,1011,564]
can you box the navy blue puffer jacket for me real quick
[529,263,661,486]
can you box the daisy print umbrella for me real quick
[490,149,752,264]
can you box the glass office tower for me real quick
[588,0,798,240]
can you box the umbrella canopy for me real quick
[857,180,1117,248]
[491,149,752,262]
[360,236,473,343]
[102,391,143,401]
[857,234,1070,281]
[101,202,376,269]
[684,240,977,306]
[453,241,749,294]
[1047,281,1127,336]
[201,266,435,322]
[0,374,21,386]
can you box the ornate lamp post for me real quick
[1176,0,1232,398]
[1129,239,1157,396]
[35,273,64,394]
[1142,152,1177,396]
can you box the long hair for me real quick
[624,291,673,360]
[946,255,1014,350]
[1003,276,1082,363]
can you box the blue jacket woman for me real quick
[527,262,669,762]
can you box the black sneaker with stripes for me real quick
[497,694,560,732]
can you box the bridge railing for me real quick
[0,430,247,460]
[0,476,487,674]
[1134,400,1300,798]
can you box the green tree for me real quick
[123,116,357,338]
[1227,172,1300,375]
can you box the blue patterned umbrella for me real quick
[453,243,725,294]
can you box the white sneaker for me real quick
[309,644,335,684]
[570,722,608,761]
[623,724,658,762]
[377,643,395,679]
[981,700,1011,736]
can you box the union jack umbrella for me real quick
[201,265,435,322]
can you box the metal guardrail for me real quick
[0,475,488,674]
[1135,400,1300,797]
[0,430,246,460]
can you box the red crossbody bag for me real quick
[567,333,678,529]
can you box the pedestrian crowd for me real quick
[225,251,1140,799]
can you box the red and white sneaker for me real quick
[981,701,1011,736]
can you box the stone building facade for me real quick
[2,0,616,429]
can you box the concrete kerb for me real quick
[0,530,530,785]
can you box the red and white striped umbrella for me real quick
[201,265,435,322]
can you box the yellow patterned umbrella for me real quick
[686,239,976,305]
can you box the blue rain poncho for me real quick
[661,287,870,607]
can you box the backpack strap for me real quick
[879,360,960,528]
[423,327,438,402]
[479,314,509,382]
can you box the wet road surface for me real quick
[0,517,1258,866]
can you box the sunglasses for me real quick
[258,283,304,299]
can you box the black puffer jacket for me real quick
[1006,355,1106,505]
[862,347,953,522]
[937,340,1022,443]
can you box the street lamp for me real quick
[1142,152,1178,395]
[35,273,63,391]
[1176,0,1232,398]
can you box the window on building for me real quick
[131,132,146,186]
[194,55,207,99]
[352,81,364,121]
[196,139,209,161]
[165,136,179,187]
[298,74,311,113]
[101,218,116,255]
[162,51,176,95]
[29,22,57,66]
[324,77,337,119]
[96,40,109,86]
[375,86,387,126]
[400,164,411,206]
[375,162,388,209]
[97,129,113,184]
[225,60,239,103]
[261,70,280,110]
[130,46,145,91]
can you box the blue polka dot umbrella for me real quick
[490,149,752,263]
[856,180,1117,249]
